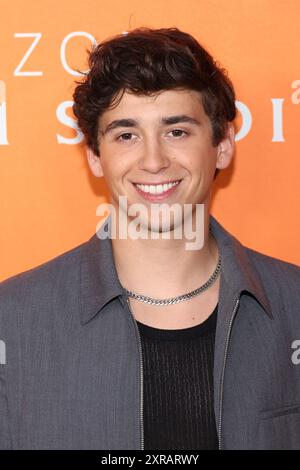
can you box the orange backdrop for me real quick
[1,0,300,281]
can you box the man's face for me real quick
[88,88,234,232]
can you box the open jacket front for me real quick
[0,215,300,450]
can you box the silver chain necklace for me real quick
[124,250,222,306]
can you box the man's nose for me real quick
[138,137,171,173]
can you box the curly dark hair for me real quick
[73,27,236,178]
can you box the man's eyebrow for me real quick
[161,115,201,127]
[100,115,201,135]
[101,119,137,135]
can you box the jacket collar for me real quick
[79,214,272,325]
[209,216,272,317]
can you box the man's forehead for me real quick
[100,88,205,122]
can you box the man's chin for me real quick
[136,216,184,236]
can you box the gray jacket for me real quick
[0,215,300,450]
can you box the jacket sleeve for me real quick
[0,361,12,449]
[0,287,12,449]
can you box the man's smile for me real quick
[132,179,182,201]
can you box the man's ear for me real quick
[86,148,103,177]
[216,122,235,170]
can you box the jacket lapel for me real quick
[209,215,272,440]
[79,219,124,325]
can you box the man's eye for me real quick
[116,132,135,142]
[169,129,188,138]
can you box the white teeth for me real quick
[136,180,180,194]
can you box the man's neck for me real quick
[110,209,219,298]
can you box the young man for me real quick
[0,27,300,450]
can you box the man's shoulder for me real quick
[212,215,300,284]
[244,244,300,299]
[0,237,90,303]
[245,245,300,277]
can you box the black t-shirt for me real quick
[136,303,219,450]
